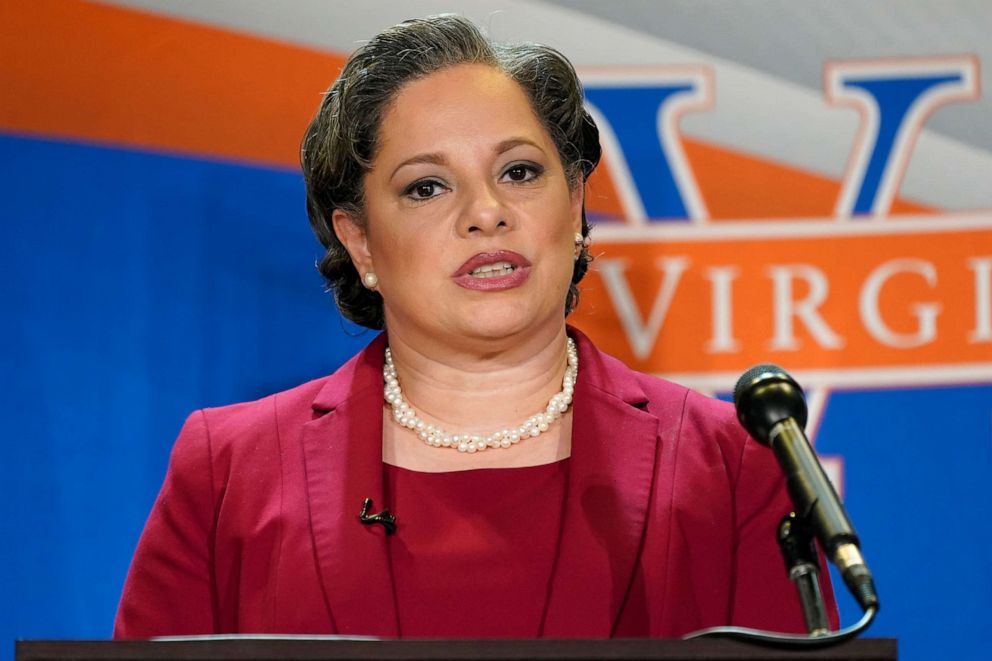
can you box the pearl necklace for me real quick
[383,337,578,453]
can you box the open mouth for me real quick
[453,250,531,291]
[469,261,517,278]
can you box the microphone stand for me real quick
[777,512,831,636]
[684,501,879,648]
[683,364,879,647]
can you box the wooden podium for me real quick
[17,638,897,660]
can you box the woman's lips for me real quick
[452,250,532,291]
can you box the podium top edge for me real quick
[16,638,898,661]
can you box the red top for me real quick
[383,460,569,638]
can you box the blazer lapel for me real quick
[300,334,400,636]
[541,329,661,637]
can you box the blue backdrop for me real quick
[3,131,991,661]
[0,133,372,656]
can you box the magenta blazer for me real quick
[115,328,837,638]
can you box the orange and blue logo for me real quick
[573,60,990,393]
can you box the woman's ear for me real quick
[332,209,373,274]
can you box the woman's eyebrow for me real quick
[390,152,447,181]
[495,137,542,155]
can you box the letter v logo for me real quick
[597,256,691,360]
[827,56,979,218]
[583,68,713,223]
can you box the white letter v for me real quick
[597,256,691,360]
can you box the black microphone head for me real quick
[733,364,808,444]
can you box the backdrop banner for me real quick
[2,3,990,661]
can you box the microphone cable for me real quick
[683,605,877,648]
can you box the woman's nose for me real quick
[457,181,509,236]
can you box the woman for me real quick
[115,15,836,639]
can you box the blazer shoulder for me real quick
[574,331,746,455]
[197,375,330,447]
[631,369,736,426]
[167,336,384,492]
[633,370,753,478]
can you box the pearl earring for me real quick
[363,271,379,288]
[574,232,588,259]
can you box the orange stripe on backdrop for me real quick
[583,138,933,221]
[0,0,345,168]
[570,224,991,374]
[683,138,932,219]
[0,0,938,217]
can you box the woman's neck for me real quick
[380,323,574,472]
[382,324,571,434]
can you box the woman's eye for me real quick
[405,180,445,200]
[502,164,542,183]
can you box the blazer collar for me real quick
[300,329,660,637]
[301,332,400,636]
[540,327,661,637]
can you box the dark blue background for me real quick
[2,133,990,661]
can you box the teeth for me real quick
[469,261,516,278]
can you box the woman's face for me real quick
[336,63,582,347]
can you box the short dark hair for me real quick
[301,14,601,329]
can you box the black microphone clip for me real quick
[359,497,397,535]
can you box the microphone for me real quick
[733,365,879,612]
